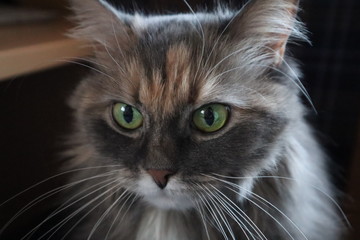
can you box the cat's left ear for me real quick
[69,0,135,51]
[228,0,305,66]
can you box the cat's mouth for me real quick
[135,174,195,210]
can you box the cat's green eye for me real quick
[112,103,143,130]
[193,104,229,133]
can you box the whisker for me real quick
[204,174,303,240]
[208,183,267,240]
[40,183,123,240]
[211,173,351,228]
[104,192,132,240]
[103,192,138,240]
[55,175,119,212]
[195,185,228,239]
[207,65,269,102]
[202,184,242,240]
[62,57,109,69]
[60,190,130,240]
[87,190,130,240]
[211,191,257,240]
[55,60,117,82]
[118,193,138,224]
[227,184,300,240]
[193,199,211,240]
[209,197,236,240]
[202,14,234,69]
[205,1,250,65]
[202,41,317,113]
[182,0,205,82]
[202,1,252,69]
[21,176,120,240]
[188,182,219,239]
[103,42,126,74]
[262,45,317,113]
[111,19,127,61]
[0,165,121,209]
[197,183,231,240]
[250,62,305,94]
[1,170,119,237]
[196,195,221,235]
[205,45,249,80]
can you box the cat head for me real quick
[69,0,307,210]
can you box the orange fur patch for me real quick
[138,44,194,118]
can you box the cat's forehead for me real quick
[136,43,199,117]
[120,19,227,118]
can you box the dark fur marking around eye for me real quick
[87,108,287,180]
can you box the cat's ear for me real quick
[228,0,305,66]
[69,0,135,51]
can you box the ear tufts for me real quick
[68,0,135,51]
[228,0,307,66]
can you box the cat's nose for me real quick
[147,169,175,189]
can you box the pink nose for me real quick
[147,169,175,189]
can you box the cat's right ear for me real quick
[69,0,135,51]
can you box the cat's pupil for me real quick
[123,105,133,123]
[204,107,215,126]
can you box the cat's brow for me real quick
[138,44,197,117]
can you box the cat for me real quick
[53,0,346,239]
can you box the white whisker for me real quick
[197,183,232,240]
[63,57,109,69]
[201,184,244,240]
[202,10,238,69]
[87,190,130,240]
[205,46,249,79]
[55,60,117,82]
[204,174,304,240]
[111,19,127,61]
[118,193,138,223]
[262,45,316,113]
[104,192,136,240]
[212,192,254,240]
[1,170,119,237]
[195,185,228,239]
[45,184,123,240]
[211,173,351,228]
[20,176,120,240]
[193,199,211,240]
[182,0,205,82]
[103,42,126,74]
[0,165,121,209]
[209,183,267,240]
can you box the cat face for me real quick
[70,0,304,210]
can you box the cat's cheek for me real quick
[134,173,195,210]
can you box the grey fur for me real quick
[62,0,345,239]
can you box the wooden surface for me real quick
[0,20,91,81]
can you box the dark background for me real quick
[0,0,359,239]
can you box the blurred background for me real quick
[0,0,359,239]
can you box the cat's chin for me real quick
[142,192,194,210]
[136,175,195,211]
